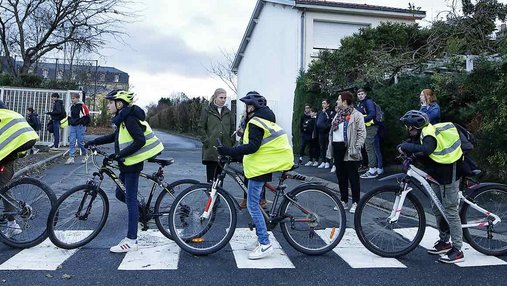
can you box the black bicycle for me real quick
[46,146,198,249]
[168,155,346,256]
[0,176,57,248]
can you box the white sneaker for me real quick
[110,238,138,253]
[298,157,303,164]
[317,162,326,168]
[324,162,330,168]
[349,203,357,213]
[3,222,22,238]
[330,165,336,173]
[65,157,75,165]
[304,161,313,167]
[312,161,319,167]
[360,171,378,179]
[248,243,273,260]
[245,240,260,251]
[377,168,384,175]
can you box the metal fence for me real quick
[0,87,82,146]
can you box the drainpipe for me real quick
[300,9,306,71]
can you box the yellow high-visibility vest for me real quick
[0,109,39,162]
[421,122,463,164]
[243,117,294,179]
[118,120,164,166]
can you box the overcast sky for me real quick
[99,0,503,107]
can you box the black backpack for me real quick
[455,123,476,153]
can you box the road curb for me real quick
[13,152,64,179]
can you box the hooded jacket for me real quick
[47,99,65,120]
[69,101,90,126]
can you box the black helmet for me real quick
[400,110,429,129]
[240,91,267,109]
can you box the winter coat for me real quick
[316,108,334,134]
[27,112,41,131]
[198,103,234,163]
[420,102,441,125]
[326,109,366,161]
[356,97,376,125]
[47,100,65,120]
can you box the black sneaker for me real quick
[438,247,464,264]
[427,240,452,255]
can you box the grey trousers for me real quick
[430,179,463,250]
[365,125,378,168]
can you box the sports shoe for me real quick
[349,202,357,213]
[330,165,336,173]
[298,157,303,164]
[358,165,369,173]
[245,240,260,251]
[427,240,452,255]
[324,162,330,168]
[360,171,378,179]
[65,157,75,165]
[312,161,319,167]
[248,243,273,260]
[334,201,348,211]
[240,199,247,209]
[3,222,22,238]
[304,161,313,167]
[110,238,138,253]
[438,247,464,264]
[50,147,59,151]
[318,162,326,168]
[377,168,384,175]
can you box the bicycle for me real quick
[0,176,57,248]
[168,155,346,256]
[354,154,507,258]
[46,146,199,249]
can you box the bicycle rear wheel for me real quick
[461,185,507,256]
[0,177,57,248]
[47,185,109,249]
[154,179,199,240]
[168,183,237,255]
[354,185,426,258]
[279,184,346,255]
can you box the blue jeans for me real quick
[52,120,60,147]
[115,172,140,240]
[374,133,383,169]
[247,179,269,245]
[69,125,86,157]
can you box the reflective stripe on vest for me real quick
[421,123,463,164]
[243,117,294,179]
[118,120,164,166]
[0,109,40,162]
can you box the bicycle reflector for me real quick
[330,227,336,240]
[191,237,205,243]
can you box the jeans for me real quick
[247,179,269,245]
[374,133,383,169]
[332,142,361,203]
[52,120,60,147]
[365,125,378,168]
[69,125,86,157]
[115,172,140,240]
[430,180,463,249]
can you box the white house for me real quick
[232,0,425,140]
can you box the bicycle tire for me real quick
[0,177,57,248]
[47,184,109,249]
[154,179,199,240]
[354,185,426,258]
[279,184,346,255]
[168,183,237,256]
[461,184,507,256]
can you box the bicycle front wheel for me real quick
[0,177,57,248]
[168,183,237,255]
[47,185,109,249]
[279,184,346,255]
[354,185,426,258]
[154,179,199,240]
[461,185,507,256]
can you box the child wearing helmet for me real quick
[398,110,465,264]
[85,90,163,253]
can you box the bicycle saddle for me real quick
[148,157,174,167]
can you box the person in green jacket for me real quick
[198,88,234,183]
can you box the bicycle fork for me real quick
[200,180,221,220]
[388,183,413,223]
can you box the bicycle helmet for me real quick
[400,110,429,129]
[239,91,267,109]
[105,89,134,104]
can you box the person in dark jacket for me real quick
[84,90,160,253]
[316,99,335,168]
[298,105,311,164]
[26,107,41,154]
[217,91,294,260]
[303,108,319,166]
[46,93,65,150]
[65,93,90,164]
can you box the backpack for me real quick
[373,101,385,123]
[455,123,476,153]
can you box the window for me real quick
[114,74,119,82]
[312,21,368,52]
[42,69,49,79]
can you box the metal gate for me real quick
[0,87,82,146]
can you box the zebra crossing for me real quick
[0,227,506,271]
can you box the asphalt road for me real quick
[0,130,506,286]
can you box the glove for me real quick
[108,153,120,161]
[217,145,233,156]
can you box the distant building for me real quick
[232,0,425,139]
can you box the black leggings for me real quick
[332,142,360,203]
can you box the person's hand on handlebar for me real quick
[107,153,124,163]
[215,138,233,156]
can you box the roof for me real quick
[232,0,426,72]
[30,61,127,74]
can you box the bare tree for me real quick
[206,48,237,95]
[0,0,134,75]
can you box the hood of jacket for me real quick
[112,104,146,126]
[250,106,276,123]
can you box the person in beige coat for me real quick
[326,91,366,213]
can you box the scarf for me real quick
[331,106,353,131]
